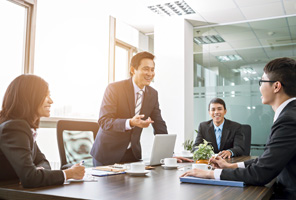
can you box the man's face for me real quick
[209,103,226,126]
[131,58,155,89]
[260,72,275,105]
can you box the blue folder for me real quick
[180,176,245,187]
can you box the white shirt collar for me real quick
[213,119,225,132]
[31,129,38,141]
[132,78,145,93]
[132,78,145,103]
[274,97,296,122]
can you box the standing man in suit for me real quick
[181,57,296,199]
[193,98,244,158]
[91,52,168,166]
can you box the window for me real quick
[34,0,110,120]
[0,0,36,104]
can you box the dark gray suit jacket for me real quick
[91,78,168,165]
[0,120,64,188]
[221,100,296,199]
[193,119,244,156]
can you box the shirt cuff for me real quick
[125,119,132,130]
[62,170,67,183]
[227,149,234,157]
[237,162,245,168]
[214,169,222,180]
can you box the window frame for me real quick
[8,0,37,73]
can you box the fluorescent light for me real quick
[216,55,242,62]
[194,35,225,45]
[148,1,195,16]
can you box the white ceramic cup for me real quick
[160,158,177,166]
[130,163,145,172]
[192,163,212,171]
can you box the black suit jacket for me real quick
[0,120,64,188]
[221,100,296,198]
[193,119,244,156]
[91,78,168,165]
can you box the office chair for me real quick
[241,124,251,156]
[56,120,99,169]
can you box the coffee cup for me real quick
[130,163,145,172]
[192,163,212,170]
[160,158,177,166]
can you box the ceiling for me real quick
[108,0,296,83]
[108,0,296,33]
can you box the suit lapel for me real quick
[220,119,230,150]
[124,78,135,116]
[208,122,218,151]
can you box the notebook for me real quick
[143,134,177,166]
[180,176,245,187]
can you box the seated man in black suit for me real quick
[181,57,296,199]
[193,98,244,158]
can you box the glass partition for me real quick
[193,16,296,155]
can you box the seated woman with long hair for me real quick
[0,74,85,188]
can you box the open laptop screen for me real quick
[144,134,177,166]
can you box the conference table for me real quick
[0,156,274,200]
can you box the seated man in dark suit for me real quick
[193,98,244,158]
[181,57,296,199]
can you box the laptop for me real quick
[143,134,177,166]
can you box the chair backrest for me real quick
[56,120,99,169]
[241,124,251,156]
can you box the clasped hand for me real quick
[130,114,154,128]
[180,155,236,179]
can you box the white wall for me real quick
[154,18,194,153]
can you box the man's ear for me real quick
[130,66,135,76]
[274,81,282,93]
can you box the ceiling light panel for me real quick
[148,0,195,17]
[194,35,225,45]
[216,55,242,62]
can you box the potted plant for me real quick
[182,139,194,156]
[193,139,214,164]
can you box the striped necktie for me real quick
[135,90,143,115]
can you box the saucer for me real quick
[125,170,150,176]
[161,165,178,170]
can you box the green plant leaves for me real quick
[182,139,194,151]
[193,139,214,160]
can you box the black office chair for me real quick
[241,124,251,156]
[56,120,99,169]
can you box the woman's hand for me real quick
[64,163,85,180]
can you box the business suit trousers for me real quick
[120,148,139,163]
